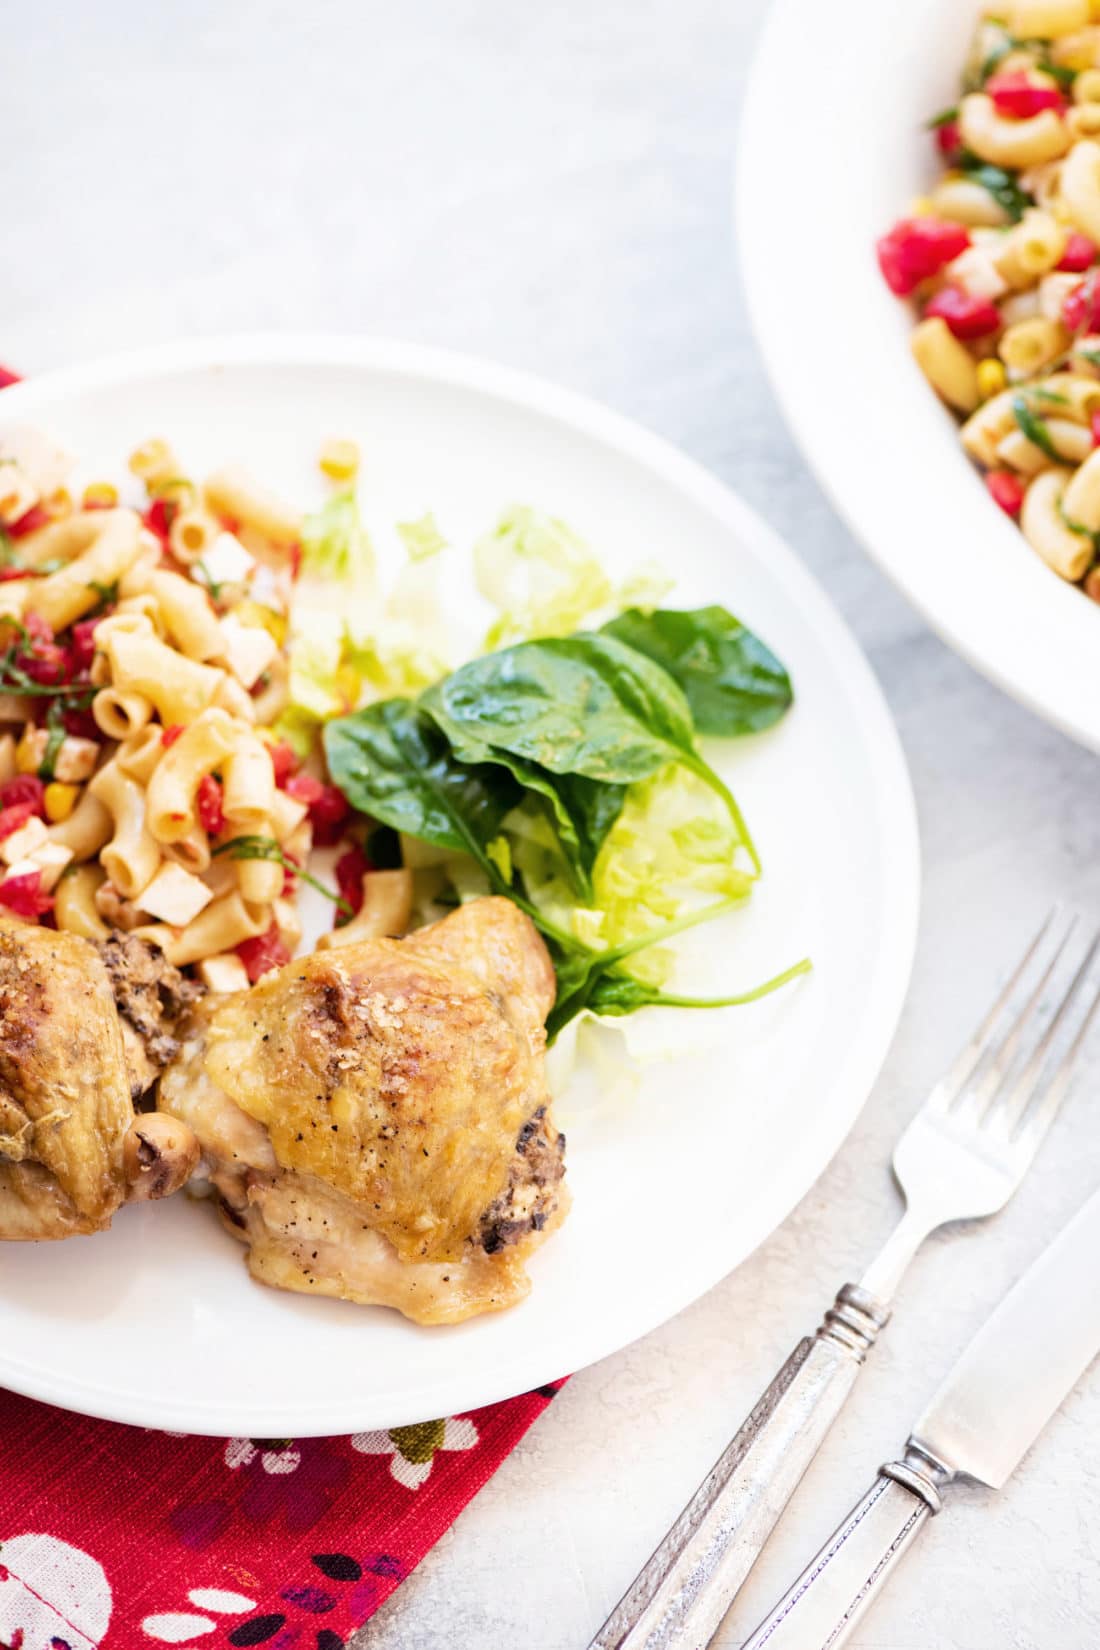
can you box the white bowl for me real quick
[739,0,1100,752]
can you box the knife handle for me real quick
[740,1446,951,1650]
[586,1285,890,1650]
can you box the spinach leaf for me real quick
[421,685,625,899]
[602,606,793,736]
[430,633,759,869]
[925,105,959,129]
[323,699,521,864]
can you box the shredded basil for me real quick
[1011,394,1060,460]
[213,834,354,917]
[958,155,1032,222]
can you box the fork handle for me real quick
[586,1284,890,1650]
[739,1447,950,1650]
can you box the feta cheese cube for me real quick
[27,841,74,891]
[16,730,99,783]
[217,613,279,689]
[53,737,100,783]
[197,951,251,993]
[195,532,255,590]
[1,817,49,864]
[248,563,286,608]
[139,863,213,927]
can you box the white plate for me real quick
[739,0,1100,753]
[0,337,919,1435]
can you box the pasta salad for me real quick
[0,432,374,986]
[877,1,1100,599]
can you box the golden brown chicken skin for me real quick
[159,897,569,1324]
[0,916,198,1239]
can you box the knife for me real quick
[740,1183,1100,1650]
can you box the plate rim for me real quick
[0,334,921,1433]
[736,0,1100,757]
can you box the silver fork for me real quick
[588,909,1100,1650]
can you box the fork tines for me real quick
[940,908,1100,1149]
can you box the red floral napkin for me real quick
[0,1381,564,1650]
[0,360,564,1650]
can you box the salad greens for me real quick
[324,606,805,1040]
[601,606,793,736]
[289,483,807,1039]
[425,632,758,871]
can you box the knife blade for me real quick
[742,1184,1100,1650]
[910,1182,1100,1488]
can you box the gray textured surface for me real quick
[6,1,1100,1644]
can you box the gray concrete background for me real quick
[5,2,1100,1644]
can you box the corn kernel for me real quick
[319,438,360,482]
[231,599,287,646]
[150,475,195,506]
[15,726,39,775]
[977,358,1008,400]
[81,481,118,511]
[128,439,177,485]
[1089,0,1100,22]
[909,196,936,217]
[43,781,79,823]
[45,488,73,519]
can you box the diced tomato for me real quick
[0,869,52,919]
[1058,233,1098,273]
[17,637,68,686]
[0,776,45,818]
[876,217,971,297]
[1091,411,1100,449]
[236,923,291,982]
[985,469,1026,516]
[160,723,185,747]
[268,740,298,787]
[935,119,961,159]
[285,773,350,846]
[196,774,226,837]
[0,801,37,842]
[283,772,323,805]
[288,542,303,581]
[12,613,69,687]
[68,616,102,673]
[334,843,372,922]
[985,70,1065,120]
[0,365,21,389]
[281,859,298,897]
[61,705,100,741]
[142,497,174,549]
[6,504,51,540]
[283,772,324,806]
[0,567,32,583]
[1063,270,1100,332]
[923,286,1002,339]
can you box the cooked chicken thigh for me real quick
[0,916,199,1240]
[159,897,568,1324]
